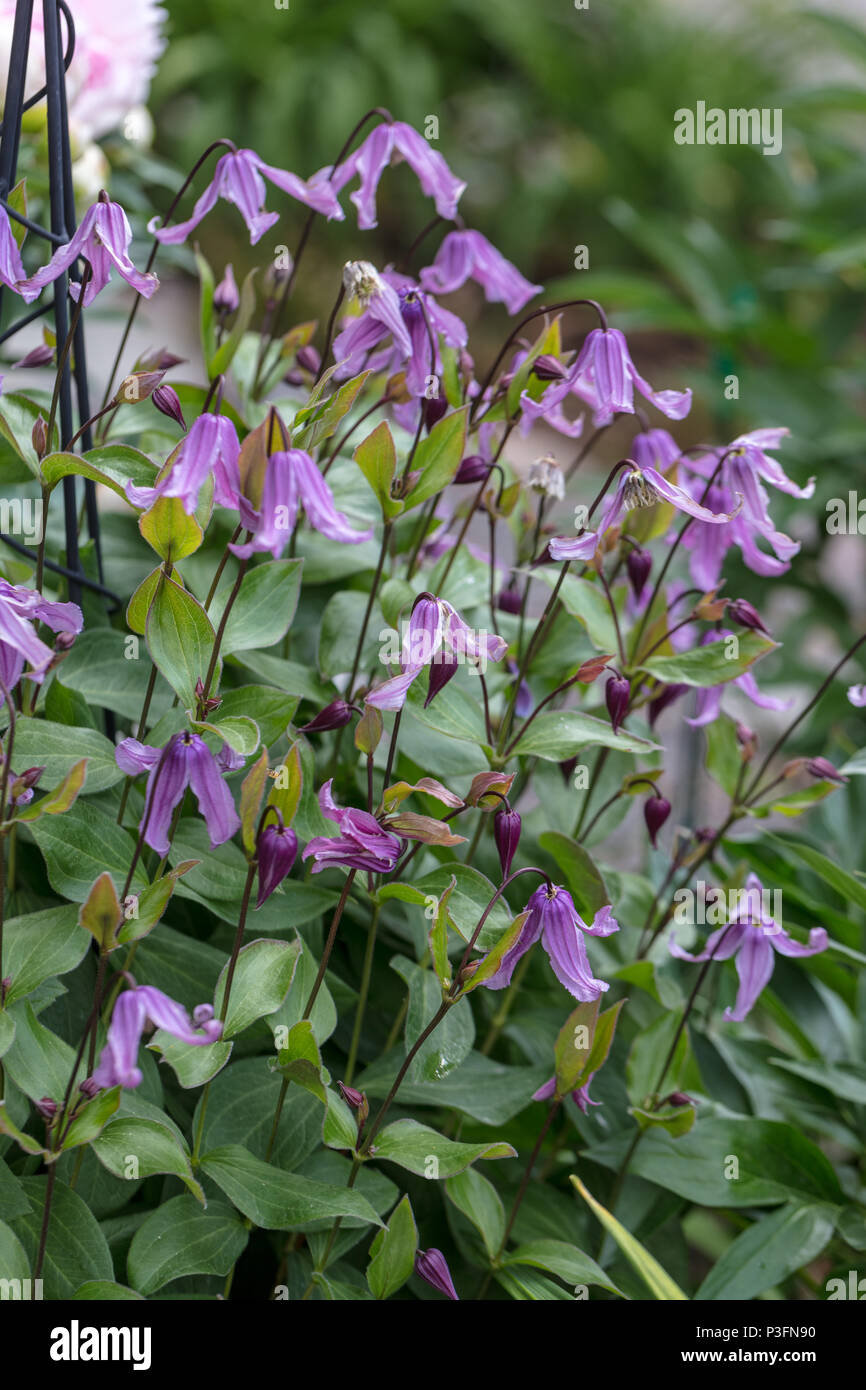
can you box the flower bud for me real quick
[343,260,383,304]
[735,721,757,761]
[137,347,185,373]
[299,699,354,734]
[255,817,298,908]
[648,682,687,726]
[34,1096,58,1119]
[531,353,566,381]
[806,756,848,785]
[496,587,522,614]
[644,794,672,848]
[728,598,770,635]
[528,455,565,500]
[493,806,521,877]
[414,1248,459,1301]
[13,343,54,369]
[626,546,652,599]
[152,383,187,431]
[605,674,630,734]
[31,414,48,461]
[424,394,448,432]
[53,631,77,653]
[214,263,239,315]
[78,1077,100,1099]
[295,344,321,375]
[661,1091,695,1108]
[10,765,44,799]
[264,259,292,296]
[337,1081,369,1127]
[425,653,459,708]
[114,370,165,405]
[454,454,491,486]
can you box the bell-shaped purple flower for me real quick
[532,1073,601,1115]
[331,121,466,230]
[631,427,682,473]
[301,780,401,875]
[256,815,298,908]
[414,1248,459,1301]
[229,449,373,557]
[419,229,541,313]
[116,732,241,855]
[366,593,507,712]
[0,206,27,296]
[150,148,343,247]
[18,197,159,306]
[125,413,241,515]
[669,873,828,1022]
[0,580,82,698]
[483,884,618,1000]
[92,985,223,1091]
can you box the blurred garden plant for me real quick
[0,96,864,1305]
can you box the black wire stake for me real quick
[0,0,105,608]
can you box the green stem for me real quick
[344,904,380,1084]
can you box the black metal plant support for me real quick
[0,0,107,606]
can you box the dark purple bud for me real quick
[256,819,298,908]
[299,699,354,733]
[214,263,239,315]
[425,654,459,708]
[648,683,688,726]
[34,1096,58,1119]
[661,1091,695,1108]
[283,369,305,387]
[337,1081,365,1109]
[415,1248,459,1301]
[53,631,76,653]
[78,1077,100,1099]
[31,415,48,460]
[532,353,566,382]
[295,344,321,375]
[626,546,652,599]
[493,806,521,877]
[152,383,187,431]
[496,587,522,614]
[12,343,54,369]
[644,794,671,849]
[806,756,848,785]
[605,674,630,734]
[454,454,490,486]
[424,394,448,431]
[559,756,578,784]
[11,766,45,798]
[728,598,770,635]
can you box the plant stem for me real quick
[344,904,380,1084]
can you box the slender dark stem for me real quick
[303,870,357,1018]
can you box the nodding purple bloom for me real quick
[0,206,26,295]
[302,780,401,875]
[494,806,521,877]
[330,120,466,230]
[669,872,828,1022]
[0,580,82,697]
[149,148,343,247]
[419,229,542,313]
[483,884,618,1000]
[92,985,223,1091]
[116,732,241,855]
[365,593,507,712]
[631,427,682,473]
[229,449,373,558]
[18,198,159,306]
[532,1073,601,1115]
[520,327,691,435]
[125,413,241,515]
[848,684,866,708]
[256,814,298,908]
[414,1248,459,1301]
[684,630,791,729]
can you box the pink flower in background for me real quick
[419,229,542,313]
[0,0,167,143]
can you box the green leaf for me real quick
[11,718,121,795]
[4,1003,80,1103]
[13,758,88,823]
[30,802,148,903]
[215,938,300,1039]
[367,1193,418,1298]
[1,906,89,1006]
[512,710,660,760]
[201,1144,383,1230]
[627,1012,689,1109]
[92,1117,204,1202]
[2,393,56,477]
[214,559,303,655]
[56,627,173,721]
[9,1177,113,1299]
[127,1195,248,1296]
[60,1086,122,1150]
[139,495,203,562]
[318,589,383,679]
[445,1167,505,1259]
[146,570,217,708]
[404,407,468,510]
[41,444,158,500]
[695,1203,835,1301]
[538,831,610,919]
[372,1119,516,1178]
[354,420,402,519]
[767,832,866,913]
[72,1282,145,1301]
[294,370,372,451]
[554,1000,600,1096]
[270,1019,326,1104]
[358,1051,548,1126]
[0,1220,31,1284]
[570,1176,688,1299]
[392,955,474,1081]
[533,569,619,652]
[638,631,778,687]
[504,1238,624,1296]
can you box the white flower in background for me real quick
[0,0,166,145]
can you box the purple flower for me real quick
[214,263,240,315]
[229,449,373,557]
[116,732,241,855]
[125,413,241,515]
[256,815,298,908]
[92,985,223,1091]
[414,1248,459,1301]
[669,873,828,1021]
[331,121,466,229]
[18,198,159,306]
[532,1073,600,1115]
[419,229,541,313]
[0,580,82,697]
[149,148,343,247]
[684,631,791,728]
[520,328,691,434]
[301,780,401,875]
[483,884,618,1000]
[365,593,507,712]
[299,699,355,734]
[0,206,26,296]
[847,684,866,708]
[631,427,682,472]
